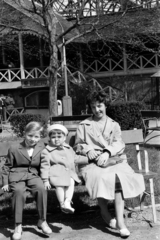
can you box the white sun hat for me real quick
[47,124,68,135]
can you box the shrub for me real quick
[9,113,47,137]
[106,101,144,130]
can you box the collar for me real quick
[24,140,36,149]
[80,116,113,125]
[46,142,70,152]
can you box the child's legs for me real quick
[55,187,65,205]
[115,190,126,229]
[10,181,26,223]
[27,177,47,221]
[64,178,75,201]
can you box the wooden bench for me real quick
[0,116,158,223]
[141,110,160,140]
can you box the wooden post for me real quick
[61,38,72,118]
[18,33,25,79]
[156,78,159,109]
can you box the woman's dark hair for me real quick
[86,90,109,108]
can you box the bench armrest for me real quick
[142,117,159,128]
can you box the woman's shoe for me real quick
[12,224,22,240]
[119,228,130,238]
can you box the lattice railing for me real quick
[1,53,160,82]
[0,67,50,82]
[83,53,160,73]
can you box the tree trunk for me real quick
[47,9,59,117]
[49,42,58,117]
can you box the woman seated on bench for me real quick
[74,90,145,238]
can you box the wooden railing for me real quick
[83,53,160,76]
[1,53,160,82]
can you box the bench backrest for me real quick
[0,128,144,157]
[141,110,160,118]
[66,126,144,147]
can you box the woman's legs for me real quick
[97,198,116,228]
[115,191,130,236]
[98,198,112,223]
[114,191,126,229]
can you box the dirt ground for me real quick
[0,207,160,240]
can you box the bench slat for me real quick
[121,129,144,144]
[135,170,157,179]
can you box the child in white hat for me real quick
[40,124,82,214]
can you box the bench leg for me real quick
[149,178,157,223]
[139,193,145,211]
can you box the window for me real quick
[25,90,49,108]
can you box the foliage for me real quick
[9,113,47,137]
[107,101,145,130]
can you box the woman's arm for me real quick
[104,123,125,157]
[74,124,94,155]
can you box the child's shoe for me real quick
[60,202,69,214]
[37,219,52,235]
[61,199,75,214]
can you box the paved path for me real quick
[0,207,160,240]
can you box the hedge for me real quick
[9,101,144,137]
[106,101,144,130]
[9,113,47,137]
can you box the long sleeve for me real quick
[2,147,14,186]
[104,122,125,157]
[74,118,125,158]
[74,124,94,155]
[40,149,51,181]
[74,154,89,165]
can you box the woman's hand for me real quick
[2,184,10,192]
[44,181,51,190]
[87,150,100,160]
[96,152,110,167]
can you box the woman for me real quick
[74,90,145,237]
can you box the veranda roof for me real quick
[1,0,78,41]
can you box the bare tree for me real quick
[0,0,160,116]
